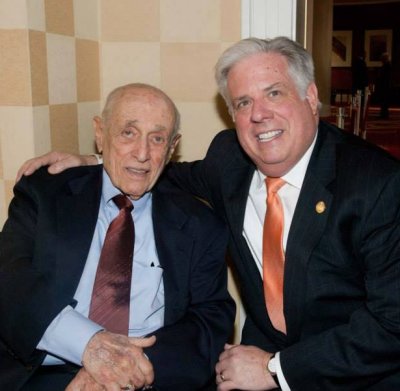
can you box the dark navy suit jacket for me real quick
[0,165,235,390]
[167,121,400,390]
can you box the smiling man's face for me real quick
[94,86,180,200]
[227,52,319,177]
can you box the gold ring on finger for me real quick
[121,384,134,391]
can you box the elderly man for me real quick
[16,37,400,390]
[0,83,235,391]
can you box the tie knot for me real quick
[113,194,133,212]
[266,177,285,195]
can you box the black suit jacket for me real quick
[0,165,235,390]
[166,121,400,390]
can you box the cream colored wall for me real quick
[0,0,240,224]
[0,0,101,225]
[99,0,239,162]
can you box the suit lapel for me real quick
[151,187,191,325]
[284,123,336,342]
[55,167,102,298]
[221,152,285,338]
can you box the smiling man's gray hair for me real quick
[215,36,315,113]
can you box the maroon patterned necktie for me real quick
[89,194,134,335]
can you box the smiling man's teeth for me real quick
[258,130,281,141]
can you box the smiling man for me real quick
[0,83,235,391]
[177,37,400,391]
[14,37,400,390]
[225,49,318,179]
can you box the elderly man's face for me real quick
[227,52,319,177]
[94,87,179,200]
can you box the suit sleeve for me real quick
[0,172,54,363]
[166,129,238,211]
[165,160,213,207]
[0,169,84,365]
[144,206,235,390]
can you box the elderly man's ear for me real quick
[167,134,181,162]
[93,116,104,153]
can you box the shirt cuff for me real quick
[37,306,103,365]
[275,352,291,391]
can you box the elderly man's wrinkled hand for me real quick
[65,368,105,391]
[82,331,156,391]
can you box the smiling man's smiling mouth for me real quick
[257,129,282,142]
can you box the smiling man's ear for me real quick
[305,83,319,115]
[93,116,104,153]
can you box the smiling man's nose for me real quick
[250,100,274,122]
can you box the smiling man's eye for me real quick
[236,99,251,110]
[269,90,280,97]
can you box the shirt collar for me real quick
[102,169,151,211]
[255,129,318,190]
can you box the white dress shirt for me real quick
[243,134,317,390]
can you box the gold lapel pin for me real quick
[315,201,326,214]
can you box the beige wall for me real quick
[0,0,101,224]
[0,0,240,224]
[99,0,239,161]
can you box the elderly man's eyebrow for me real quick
[124,120,167,132]
[153,124,167,132]
[125,120,138,127]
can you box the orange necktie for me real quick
[263,177,286,333]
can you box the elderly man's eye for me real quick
[122,129,134,137]
[151,135,166,145]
